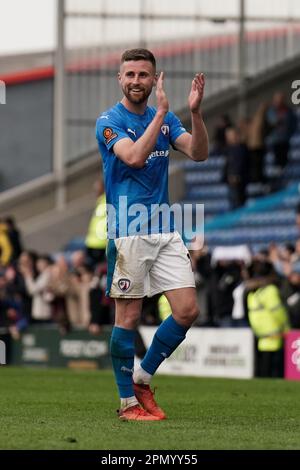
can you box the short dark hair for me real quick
[248,260,274,278]
[121,48,156,69]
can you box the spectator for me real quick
[4,216,23,262]
[67,266,92,328]
[208,260,242,327]
[47,256,71,334]
[231,264,250,327]
[5,299,28,340]
[212,113,232,154]
[16,251,38,322]
[19,254,53,323]
[245,260,289,378]
[84,266,111,334]
[281,271,300,329]
[224,127,249,209]
[0,219,13,267]
[265,91,297,171]
[0,271,28,340]
[236,116,250,146]
[85,178,107,268]
[157,294,171,323]
[189,245,212,326]
[247,102,269,183]
[269,242,296,278]
[69,250,87,273]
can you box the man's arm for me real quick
[174,73,209,161]
[113,72,169,169]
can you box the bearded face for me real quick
[118,60,156,106]
[123,83,152,105]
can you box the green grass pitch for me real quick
[0,367,300,450]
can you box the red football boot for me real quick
[133,383,167,420]
[118,404,161,421]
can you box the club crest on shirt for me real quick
[103,127,118,144]
[161,124,169,136]
[118,278,131,292]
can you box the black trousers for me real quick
[86,247,106,267]
[255,348,284,378]
[273,142,289,168]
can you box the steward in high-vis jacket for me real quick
[85,180,107,266]
[245,260,290,377]
[158,294,172,322]
[247,284,290,352]
[0,220,13,266]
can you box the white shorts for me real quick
[106,231,195,298]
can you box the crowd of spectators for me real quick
[213,91,298,208]
[190,240,300,377]
[189,241,300,331]
[0,218,112,339]
[1,214,300,337]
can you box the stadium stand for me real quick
[181,108,300,251]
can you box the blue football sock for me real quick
[141,315,188,376]
[110,326,136,398]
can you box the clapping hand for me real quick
[156,72,169,115]
[188,73,205,113]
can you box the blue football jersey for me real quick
[96,102,187,238]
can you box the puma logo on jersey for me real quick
[127,128,137,138]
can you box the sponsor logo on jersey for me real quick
[161,124,169,136]
[146,149,169,162]
[103,127,118,144]
[118,278,131,292]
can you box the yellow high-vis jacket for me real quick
[85,194,107,249]
[158,295,172,322]
[0,223,12,266]
[247,284,290,351]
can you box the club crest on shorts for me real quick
[161,124,169,136]
[118,278,131,292]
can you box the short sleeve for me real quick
[168,112,188,146]
[96,113,130,150]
